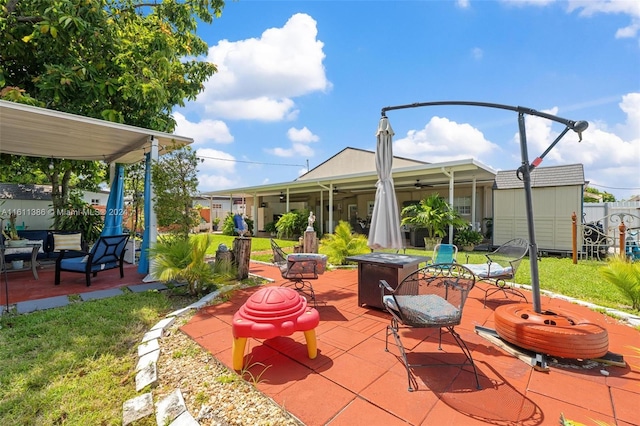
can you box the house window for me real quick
[453,196,471,216]
[211,203,222,209]
[90,199,100,205]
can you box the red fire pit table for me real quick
[232,286,320,370]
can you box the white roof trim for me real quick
[0,100,193,164]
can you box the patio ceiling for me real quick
[201,158,498,199]
[0,100,193,164]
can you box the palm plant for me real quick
[401,193,466,248]
[149,235,217,295]
[320,220,369,265]
[600,257,640,310]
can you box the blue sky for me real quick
[174,0,640,200]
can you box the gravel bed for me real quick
[154,316,304,426]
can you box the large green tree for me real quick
[152,145,200,238]
[0,0,224,217]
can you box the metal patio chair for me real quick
[270,239,327,307]
[463,238,529,307]
[379,263,481,392]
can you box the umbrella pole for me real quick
[517,113,542,312]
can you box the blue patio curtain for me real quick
[137,153,151,274]
[101,163,125,237]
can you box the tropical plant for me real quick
[400,193,466,241]
[600,257,640,310]
[276,212,299,240]
[222,212,236,235]
[2,212,23,241]
[321,220,370,265]
[149,235,217,296]
[275,210,314,240]
[55,193,103,247]
[454,226,484,247]
[264,221,277,234]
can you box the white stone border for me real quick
[122,284,241,426]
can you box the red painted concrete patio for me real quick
[3,260,639,425]
[183,263,640,426]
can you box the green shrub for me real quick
[275,210,313,240]
[600,257,640,310]
[149,235,216,295]
[320,220,370,265]
[222,212,254,236]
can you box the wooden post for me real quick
[304,230,318,253]
[619,221,627,260]
[233,237,252,280]
[571,212,577,264]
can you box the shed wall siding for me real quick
[493,186,581,251]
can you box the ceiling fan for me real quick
[413,180,431,189]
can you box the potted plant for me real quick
[401,193,466,250]
[454,226,484,251]
[2,213,28,247]
[212,217,221,231]
[264,221,277,236]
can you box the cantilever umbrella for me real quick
[367,116,404,250]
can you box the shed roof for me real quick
[0,183,53,201]
[494,164,585,189]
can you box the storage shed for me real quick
[492,164,585,254]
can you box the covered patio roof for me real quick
[0,100,193,164]
[202,158,498,200]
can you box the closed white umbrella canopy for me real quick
[367,117,404,250]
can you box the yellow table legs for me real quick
[232,328,318,371]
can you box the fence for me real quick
[574,208,640,262]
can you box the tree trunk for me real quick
[233,237,252,280]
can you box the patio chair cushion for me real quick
[3,240,45,255]
[286,253,327,275]
[465,263,512,278]
[59,256,118,273]
[385,294,460,325]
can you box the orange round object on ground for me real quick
[494,303,608,360]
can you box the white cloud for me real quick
[195,148,239,191]
[500,0,556,7]
[567,0,640,40]
[266,126,319,158]
[197,13,331,121]
[393,116,501,164]
[269,143,315,158]
[456,0,470,9]
[204,98,298,122]
[174,112,233,144]
[501,1,640,41]
[287,127,319,143]
[471,47,484,60]
[615,92,640,140]
[514,96,640,199]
